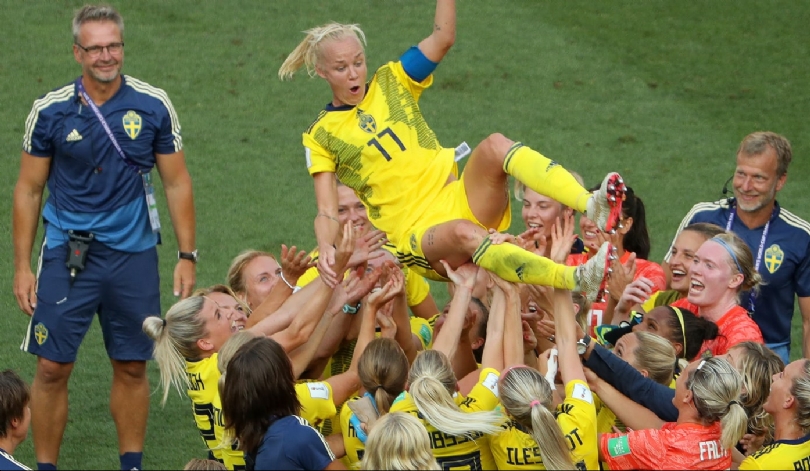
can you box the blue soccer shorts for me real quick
[21,239,161,363]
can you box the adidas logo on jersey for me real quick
[66,129,83,142]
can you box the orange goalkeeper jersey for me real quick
[600,422,731,470]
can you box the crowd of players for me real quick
[6,1,810,470]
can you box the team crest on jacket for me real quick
[357,109,377,134]
[123,110,142,139]
[764,244,784,274]
[34,322,48,345]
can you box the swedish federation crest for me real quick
[34,322,48,345]
[764,244,784,274]
[123,110,142,139]
[357,109,377,134]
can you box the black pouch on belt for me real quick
[66,230,94,274]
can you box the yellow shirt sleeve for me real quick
[409,317,433,350]
[460,368,501,413]
[557,379,599,471]
[303,122,337,176]
[340,397,365,470]
[641,291,660,313]
[295,381,337,431]
[738,456,763,470]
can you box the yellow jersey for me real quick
[186,355,337,470]
[740,435,810,470]
[390,368,501,470]
[303,60,456,244]
[339,396,366,470]
[186,354,243,469]
[489,379,598,470]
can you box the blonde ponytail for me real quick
[408,350,504,437]
[142,296,207,405]
[687,357,746,451]
[500,367,575,470]
[279,22,366,80]
[720,402,749,452]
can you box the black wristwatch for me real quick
[576,334,592,356]
[178,250,199,263]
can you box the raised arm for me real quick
[417,0,456,63]
[489,274,524,369]
[553,289,587,385]
[432,261,478,359]
[583,343,678,421]
[313,171,341,287]
[587,370,666,430]
[481,285,505,372]
[262,224,355,351]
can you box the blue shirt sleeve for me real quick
[584,344,678,422]
[795,237,810,297]
[400,46,438,83]
[290,424,333,470]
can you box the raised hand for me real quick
[330,223,357,280]
[345,265,382,306]
[486,228,518,246]
[607,252,637,301]
[549,214,578,264]
[316,243,339,288]
[440,260,480,290]
[280,244,314,286]
[347,229,388,268]
[615,277,655,319]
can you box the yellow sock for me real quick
[472,236,576,288]
[503,143,590,213]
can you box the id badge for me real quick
[141,172,162,233]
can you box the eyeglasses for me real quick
[75,42,124,57]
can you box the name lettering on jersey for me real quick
[307,382,330,400]
[187,371,205,391]
[794,454,810,470]
[459,396,477,408]
[764,244,784,273]
[559,403,575,415]
[429,429,482,449]
[348,421,358,438]
[505,446,543,466]
[123,110,142,139]
[698,440,727,461]
[564,427,584,451]
[357,108,377,134]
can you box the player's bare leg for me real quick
[110,359,149,468]
[463,133,626,234]
[420,219,615,302]
[30,357,74,467]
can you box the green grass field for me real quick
[2,1,809,468]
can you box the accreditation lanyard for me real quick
[725,201,773,314]
[76,78,161,233]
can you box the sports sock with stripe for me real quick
[472,236,575,288]
[502,142,591,213]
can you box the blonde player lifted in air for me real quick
[279,0,625,302]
